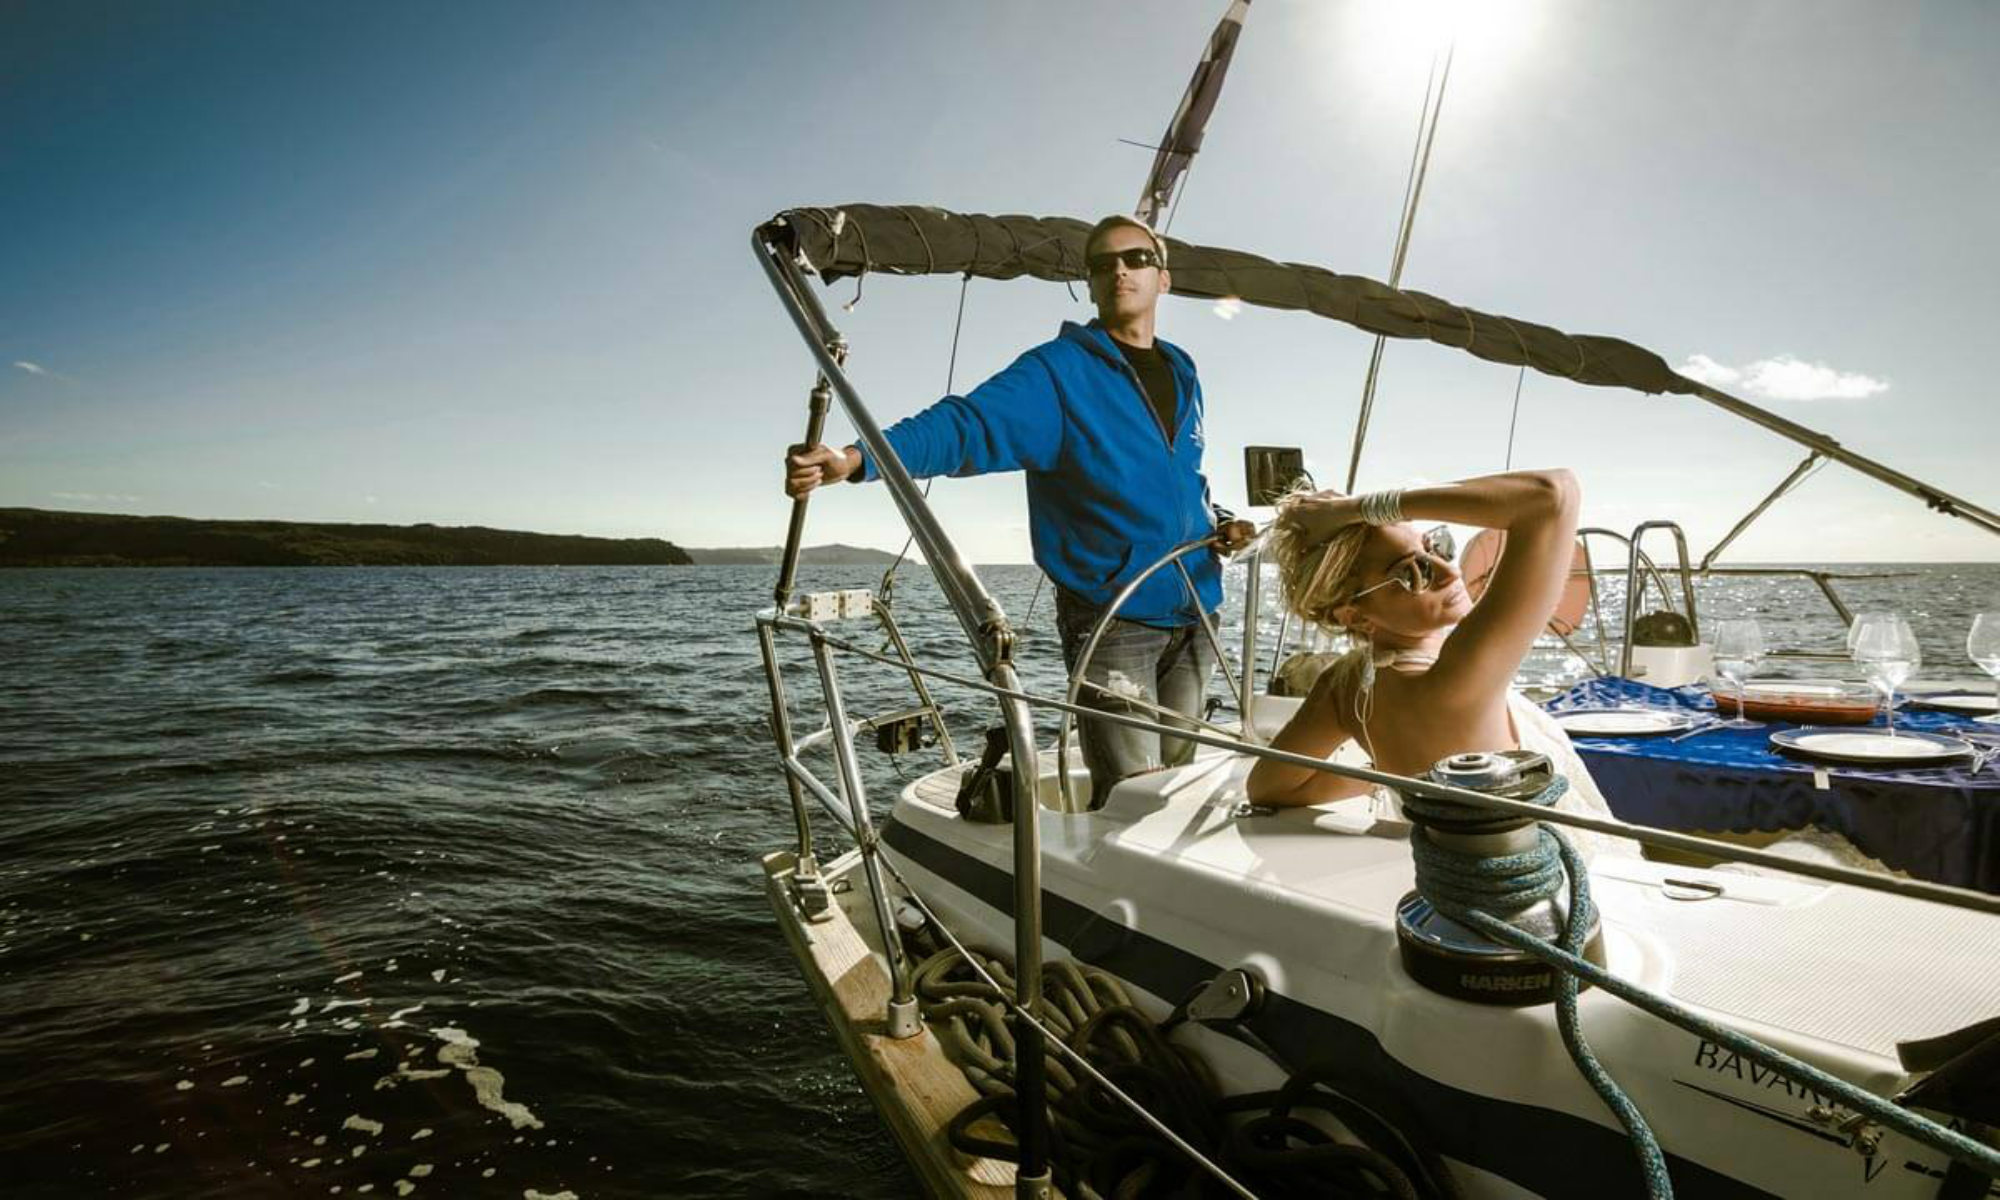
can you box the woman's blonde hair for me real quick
[1268,485,1373,633]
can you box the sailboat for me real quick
[750,5,2000,1197]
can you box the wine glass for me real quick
[1709,618,1766,728]
[1969,612,2000,726]
[1851,612,1921,736]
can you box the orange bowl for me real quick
[1711,680,1880,725]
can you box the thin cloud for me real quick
[13,360,48,375]
[51,491,141,503]
[1677,353,1889,401]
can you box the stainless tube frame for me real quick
[1690,382,2000,540]
[810,631,921,1039]
[757,621,821,886]
[1699,451,1822,572]
[754,223,1052,1192]
[869,597,961,767]
[753,229,1004,662]
[1619,520,1700,678]
[1238,546,1263,744]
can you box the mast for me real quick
[1135,0,1251,230]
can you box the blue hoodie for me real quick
[857,319,1222,627]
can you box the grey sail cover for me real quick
[766,204,1698,397]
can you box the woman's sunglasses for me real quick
[1086,247,1163,276]
[1349,526,1457,600]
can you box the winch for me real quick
[1394,750,1605,1007]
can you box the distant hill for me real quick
[683,543,904,566]
[0,509,692,567]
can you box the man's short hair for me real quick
[1083,214,1168,268]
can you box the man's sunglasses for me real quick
[1086,247,1163,276]
[1349,526,1457,600]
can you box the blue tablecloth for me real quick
[1546,677,2000,894]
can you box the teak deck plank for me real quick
[763,850,1026,1198]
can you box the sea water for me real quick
[1,561,1994,1197]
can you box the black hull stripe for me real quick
[883,817,1775,1200]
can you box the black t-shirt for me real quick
[1113,339,1178,440]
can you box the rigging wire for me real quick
[876,274,969,619]
[1344,38,1456,492]
[1504,365,1526,470]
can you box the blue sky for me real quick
[4,0,1996,562]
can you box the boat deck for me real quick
[762,848,1038,1199]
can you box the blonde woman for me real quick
[1246,470,1632,855]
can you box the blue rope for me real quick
[1409,778,1673,1197]
[1408,778,2000,1193]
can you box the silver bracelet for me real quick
[1357,489,1405,526]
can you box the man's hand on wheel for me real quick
[1213,519,1258,555]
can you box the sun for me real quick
[1344,0,1548,80]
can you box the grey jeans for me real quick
[1055,590,1219,808]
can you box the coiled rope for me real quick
[911,945,1441,1199]
[1406,777,2000,1196]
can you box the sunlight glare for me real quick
[1350,0,1545,78]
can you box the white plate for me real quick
[1768,727,1973,766]
[1903,692,1999,715]
[1554,708,1697,737]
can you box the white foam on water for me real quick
[342,1115,383,1136]
[373,1063,449,1091]
[481,1169,495,1178]
[409,1163,432,1175]
[350,1144,366,1158]
[334,971,363,984]
[395,1183,414,1197]
[153,1143,168,1154]
[299,1057,316,1068]
[221,1075,248,1087]
[524,1190,578,1200]
[175,1080,194,1091]
[289,998,311,1016]
[322,997,370,1013]
[430,970,446,983]
[428,1026,544,1130]
[344,1049,378,1061]
[302,1157,321,1168]
[285,1093,304,1106]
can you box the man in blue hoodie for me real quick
[785,214,1253,807]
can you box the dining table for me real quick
[1544,676,2000,895]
